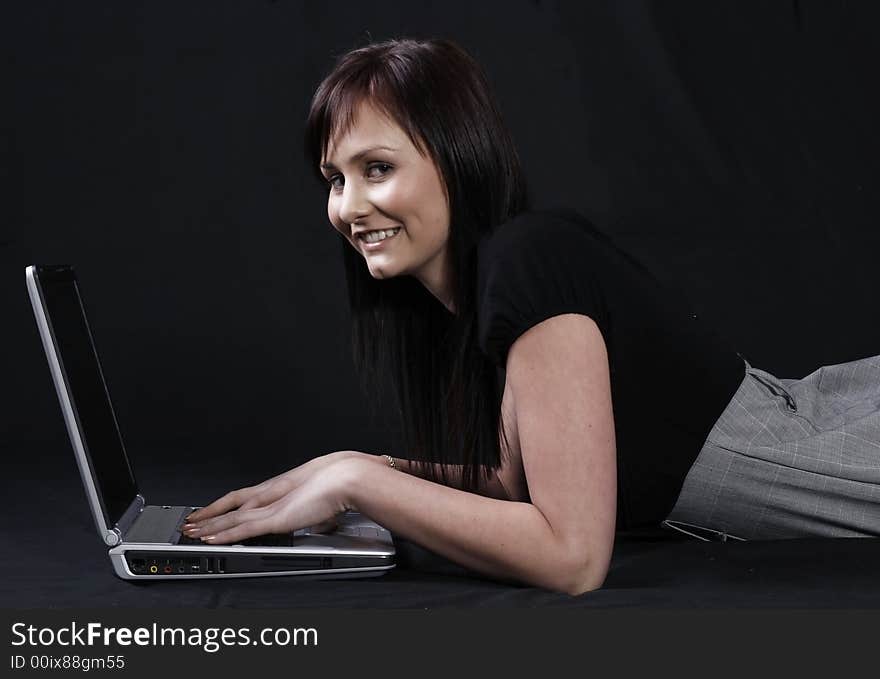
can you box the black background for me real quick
[3,1,880,608]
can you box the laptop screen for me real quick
[32,265,138,528]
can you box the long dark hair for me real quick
[305,38,529,492]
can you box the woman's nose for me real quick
[337,181,371,226]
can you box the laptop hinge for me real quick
[108,494,146,546]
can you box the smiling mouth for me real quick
[357,227,402,244]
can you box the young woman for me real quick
[183,38,880,595]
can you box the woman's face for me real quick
[321,102,453,307]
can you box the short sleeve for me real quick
[476,210,611,367]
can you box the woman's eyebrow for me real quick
[321,145,399,170]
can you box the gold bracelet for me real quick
[382,454,396,469]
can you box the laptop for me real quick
[25,264,395,580]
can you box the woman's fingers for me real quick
[238,484,294,512]
[201,515,278,545]
[186,505,273,539]
[184,457,352,542]
[186,458,343,524]
[187,478,291,522]
[186,487,254,522]
[189,475,305,523]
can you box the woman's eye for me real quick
[327,174,344,190]
[367,163,392,178]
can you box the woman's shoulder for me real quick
[475,208,613,366]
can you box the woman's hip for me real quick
[664,353,880,540]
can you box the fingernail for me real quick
[183,523,196,529]
[201,535,216,542]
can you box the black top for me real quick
[476,210,746,531]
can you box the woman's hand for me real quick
[181,451,368,543]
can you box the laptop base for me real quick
[109,545,395,580]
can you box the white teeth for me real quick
[362,227,401,243]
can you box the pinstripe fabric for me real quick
[664,355,880,540]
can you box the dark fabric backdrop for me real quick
[2,1,880,605]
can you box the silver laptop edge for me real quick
[26,265,131,546]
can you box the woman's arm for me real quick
[344,313,617,595]
[343,459,605,594]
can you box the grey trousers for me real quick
[664,354,880,540]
